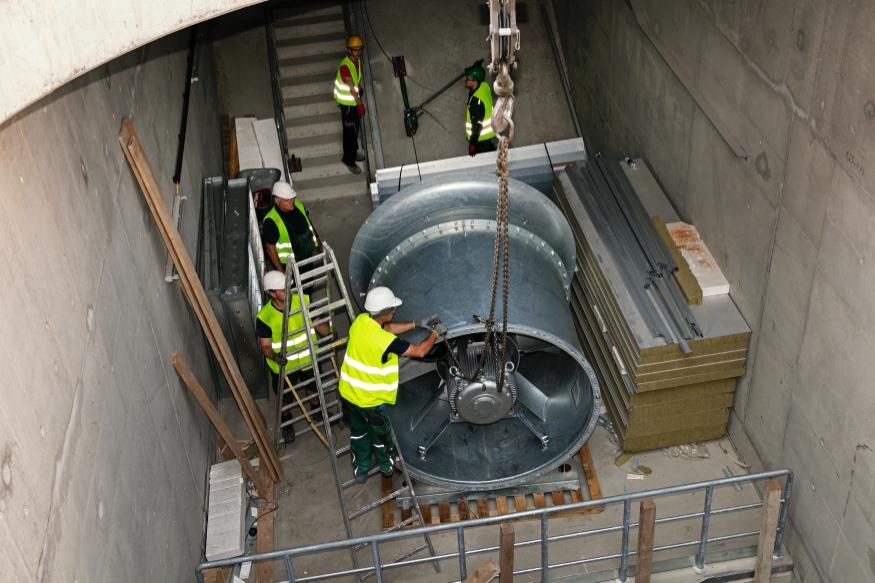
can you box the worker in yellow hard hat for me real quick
[463,64,496,157]
[334,35,366,174]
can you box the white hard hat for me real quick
[263,270,287,292]
[364,287,402,313]
[271,181,297,200]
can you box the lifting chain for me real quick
[448,61,515,392]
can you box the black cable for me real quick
[397,163,404,193]
[364,0,393,65]
[410,133,423,182]
[420,109,468,146]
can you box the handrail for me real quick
[263,2,292,181]
[196,468,794,582]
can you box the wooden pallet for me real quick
[382,443,603,529]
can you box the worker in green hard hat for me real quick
[463,65,496,156]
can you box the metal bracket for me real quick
[514,406,549,449]
[418,415,453,460]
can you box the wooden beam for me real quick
[256,466,275,583]
[753,480,782,583]
[172,352,262,491]
[202,567,225,583]
[498,523,515,583]
[462,559,499,583]
[635,498,656,583]
[118,118,282,483]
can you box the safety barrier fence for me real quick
[196,468,793,582]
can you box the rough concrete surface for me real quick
[555,0,875,581]
[0,29,222,582]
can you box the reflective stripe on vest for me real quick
[334,57,361,106]
[465,82,495,141]
[263,201,316,265]
[256,296,317,374]
[338,314,399,408]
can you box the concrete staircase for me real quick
[272,1,368,201]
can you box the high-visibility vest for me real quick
[263,201,316,265]
[334,56,361,106]
[257,297,317,374]
[465,82,495,141]
[338,314,399,408]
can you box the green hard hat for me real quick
[464,65,486,82]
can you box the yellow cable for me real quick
[284,376,329,448]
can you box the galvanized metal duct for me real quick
[349,174,601,490]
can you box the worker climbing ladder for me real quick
[274,243,440,581]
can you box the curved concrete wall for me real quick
[0,0,259,124]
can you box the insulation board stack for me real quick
[205,459,248,561]
[553,160,750,452]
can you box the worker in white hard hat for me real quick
[262,181,320,273]
[256,270,331,443]
[338,286,446,483]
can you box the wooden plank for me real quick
[498,523,515,583]
[401,506,413,525]
[551,491,565,507]
[477,499,490,519]
[570,489,584,503]
[256,466,275,583]
[458,500,470,521]
[438,503,452,524]
[495,497,509,515]
[229,118,239,179]
[636,498,656,583]
[119,118,282,483]
[533,493,546,509]
[513,495,527,512]
[172,352,262,491]
[381,476,394,529]
[579,443,602,500]
[420,504,433,526]
[202,567,225,583]
[462,559,499,583]
[753,480,782,583]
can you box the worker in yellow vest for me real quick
[262,182,320,274]
[338,287,446,483]
[463,64,496,156]
[257,270,331,443]
[334,35,366,175]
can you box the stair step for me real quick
[274,13,343,30]
[285,114,342,140]
[283,94,339,118]
[279,72,335,99]
[287,133,345,159]
[274,18,345,41]
[279,52,343,78]
[294,155,361,182]
[276,32,347,60]
[295,174,368,202]
[271,2,342,21]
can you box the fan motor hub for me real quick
[454,378,516,424]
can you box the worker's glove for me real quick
[271,353,288,366]
[416,314,438,329]
[468,144,476,157]
[431,321,448,337]
[357,103,366,117]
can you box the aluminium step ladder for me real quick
[274,243,440,581]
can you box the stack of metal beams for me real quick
[553,160,750,452]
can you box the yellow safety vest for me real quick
[339,314,399,408]
[465,82,495,141]
[334,56,362,106]
[263,201,316,265]
[256,297,317,374]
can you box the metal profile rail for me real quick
[263,2,292,181]
[196,468,794,582]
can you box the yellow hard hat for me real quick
[347,35,364,49]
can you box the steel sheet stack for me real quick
[553,160,750,452]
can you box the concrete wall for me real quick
[0,0,262,125]
[552,1,875,581]
[360,0,578,167]
[0,28,222,582]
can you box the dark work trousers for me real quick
[347,402,397,477]
[340,104,361,167]
[472,139,497,155]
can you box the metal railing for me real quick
[263,1,292,181]
[196,468,793,582]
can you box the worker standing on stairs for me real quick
[339,287,446,483]
[262,181,320,273]
[257,270,331,444]
[334,35,366,175]
[463,64,497,156]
